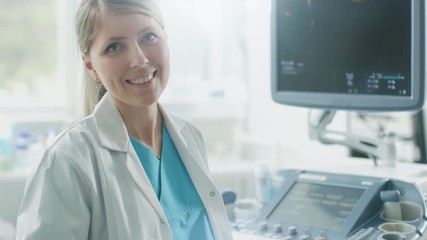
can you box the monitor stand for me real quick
[308,109,397,167]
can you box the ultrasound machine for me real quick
[232,0,427,239]
[231,169,427,240]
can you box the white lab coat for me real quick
[15,93,233,240]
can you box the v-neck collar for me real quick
[130,122,165,161]
[130,122,169,199]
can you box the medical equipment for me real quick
[271,0,425,111]
[232,169,427,240]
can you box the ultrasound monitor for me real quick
[271,0,425,111]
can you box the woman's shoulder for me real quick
[39,116,100,169]
[25,117,101,201]
[48,116,98,150]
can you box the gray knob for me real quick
[259,221,268,231]
[273,224,283,233]
[314,237,327,240]
[299,234,311,240]
[288,226,297,235]
[300,229,312,240]
[315,231,328,240]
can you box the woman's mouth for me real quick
[126,71,156,85]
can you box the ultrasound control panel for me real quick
[231,169,427,240]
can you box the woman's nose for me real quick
[129,45,149,67]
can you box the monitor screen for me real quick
[271,0,425,111]
[267,182,366,230]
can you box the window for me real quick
[0,0,79,115]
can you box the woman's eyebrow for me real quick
[103,36,125,44]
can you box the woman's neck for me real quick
[117,102,163,156]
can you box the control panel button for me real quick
[299,234,311,240]
[288,226,297,235]
[314,237,328,240]
[299,233,311,240]
[300,229,312,240]
[315,231,328,240]
[273,224,282,233]
[259,221,268,231]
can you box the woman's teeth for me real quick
[129,73,153,84]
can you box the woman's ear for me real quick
[82,54,100,80]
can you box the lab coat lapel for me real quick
[93,93,167,222]
[93,93,128,152]
[159,106,206,174]
[159,105,213,195]
[160,107,227,238]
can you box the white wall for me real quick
[244,0,348,168]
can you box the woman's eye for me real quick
[142,33,158,43]
[106,43,122,53]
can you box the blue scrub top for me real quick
[130,122,214,240]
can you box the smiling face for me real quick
[83,9,169,110]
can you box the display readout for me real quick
[267,182,365,230]
[276,0,411,96]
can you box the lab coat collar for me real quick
[92,93,187,152]
[158,104,188,148]
[93,93,130,152]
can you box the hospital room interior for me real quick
[2,0,427,239]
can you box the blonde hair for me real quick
[75,0,165,116]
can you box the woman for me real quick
[15,0,232,239]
